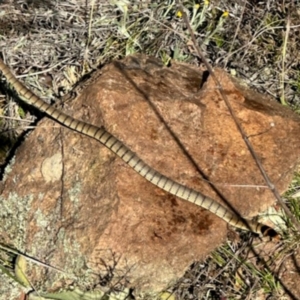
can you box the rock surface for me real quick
[1,54,300,295]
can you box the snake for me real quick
[0,58,277,237]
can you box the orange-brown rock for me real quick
[1,54,300,295]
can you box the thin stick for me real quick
[0,243,71,276]
[280,14,290,106]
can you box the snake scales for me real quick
[0,58,277,237]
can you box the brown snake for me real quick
[0,58,277,237]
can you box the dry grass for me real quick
[0,0,300,299]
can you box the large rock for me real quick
[1,54,300,296]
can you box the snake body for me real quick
[0,59,276,236]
